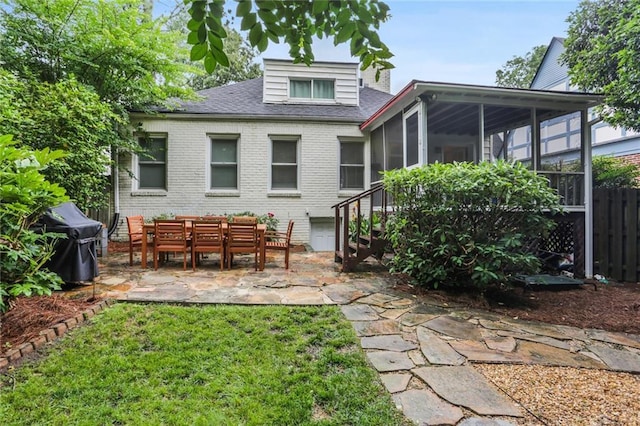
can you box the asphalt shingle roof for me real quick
[159,77,393,122]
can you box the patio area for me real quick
[80,249,640,425]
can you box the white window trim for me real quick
[132,133,168,193]
[288,78,336,104]
[268,135,301,196]
[403,104,423,169]
[338,138,366,195]
[205,134,240,196]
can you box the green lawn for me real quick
[0,303,409,425]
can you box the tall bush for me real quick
[592,155,640,188]
[383,161,563,289]
[0,135,69,312]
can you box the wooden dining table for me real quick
[140,222,267,270]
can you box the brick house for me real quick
[119,59,393,250]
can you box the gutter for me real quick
[360,80,418,131]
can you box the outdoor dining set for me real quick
[125,215,294,272]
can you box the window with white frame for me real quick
[138,135,167,190]
[290,79,335,99]
[405,111,419,167]
[271,138,298,190]
[210,137,238,190]
[340,140,364,190]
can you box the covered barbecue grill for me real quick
[34,202,102,283]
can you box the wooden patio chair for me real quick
[265,220,294,269]
[153,219,189,270]
[226,222,258,270]
[191,220,225,271]
[232,215,258,224]
[126,215,145,266]
[175,215,201,228]
[202,215,228,223]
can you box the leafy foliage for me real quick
[0,0,196,113]
[562,0,640,131]
[164,5,262,90]
[0,0,198,209]
[592,155,640,188]
[0,135,69,312]
[184,0,394,78]
[495,44,547,88]
[383,161,562,289]
[188,27,263,90]
[0,71,120,211]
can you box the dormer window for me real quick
[290,78,335,100]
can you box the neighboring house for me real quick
[119,59,393,251]
[506,36,640,166]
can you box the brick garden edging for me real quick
[0,299,116,370]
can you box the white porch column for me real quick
[530,108,539,171]
[583,108,593,278]
[478,105,484,163]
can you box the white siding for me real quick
[530,38,569,90]
[117,117,367,245]
[263,59,359,106]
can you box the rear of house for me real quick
[116,60,393,249]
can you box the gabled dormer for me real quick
[262,58,360,106]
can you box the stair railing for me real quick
[331,182,388,271]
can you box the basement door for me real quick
[309,218,334,252]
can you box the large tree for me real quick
[0,0,196,113]
[0,0,199,209]
[183,0,394,78]
[562,0,640,131]
[0,70,120,211]
[495,45,547,88]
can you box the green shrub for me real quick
[224,211,279,231]
[0,135,70,312]
[592,155,640,188]
[349,210,382,243]
[383,160,563,289]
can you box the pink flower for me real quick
[268,212,274,217]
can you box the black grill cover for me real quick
[34,202,102,282]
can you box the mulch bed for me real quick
[1,295,100,354]
[395,279,640,335]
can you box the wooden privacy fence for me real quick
[593,188,640,283]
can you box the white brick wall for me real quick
[116,117,368,245]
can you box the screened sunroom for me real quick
[361,81,602,277]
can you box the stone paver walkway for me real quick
[86,251,640,426]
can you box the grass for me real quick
[0,303,409,425]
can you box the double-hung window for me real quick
[138,135,167,190]
[271,138,298,190]
[290,79,335,100]
[340,140,364,190]
[210,137,238,190]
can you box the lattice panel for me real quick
[541,220,575,254]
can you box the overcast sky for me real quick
[264,0,581,93]
[157,0,581,94]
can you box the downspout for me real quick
[107,148,120,237]
[583,108,593,278]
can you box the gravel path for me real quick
[475,363,640,425]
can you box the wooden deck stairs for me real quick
[332,183,389,272]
